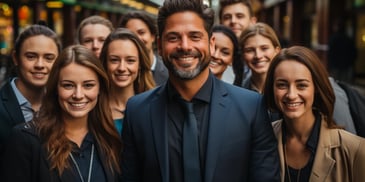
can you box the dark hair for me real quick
[36,45,121,175]
[76,15,114,44]
[263,46,337,128]
[157,0,215,38]
[219,0,254,20]
[99,28,155,93]
[120,10,157,36]
[211,25,243,86]
[14,24,62,59]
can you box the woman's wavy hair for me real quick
[263,46,337,128]
[35,45,121,175]
[99,28,155,93]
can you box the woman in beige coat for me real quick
[263,46,365,182]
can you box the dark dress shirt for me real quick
[69,132,107,182]
[282,110,321,182]
[167,74,213,182]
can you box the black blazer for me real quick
[121,76,280,182]
[0,80,25,154]
[152,56,168,86]
[0,123,120,182]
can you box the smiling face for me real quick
[220,3,255,38]
[209,32,233,79]
[14,35,59,89]
[80,24,111,58]
[106,39,139,89]
[125,18,155,54]
[58,63,99,122]
[273,60,315,122]
[158,11,214,80]
[243,34,279,76]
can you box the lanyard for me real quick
[69,144,94,182]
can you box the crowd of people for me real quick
[0,0,364,181]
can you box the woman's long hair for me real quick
[99,28,155,93]
[35,45,122,175]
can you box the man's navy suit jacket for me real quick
[121,76,280,182]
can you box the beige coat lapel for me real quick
[309,120,338,182]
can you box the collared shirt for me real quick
[69,133,107,182]
[282,110,321,182]
[167,74,213,182]
[10,78,34,122]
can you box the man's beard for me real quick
[164,49,209,80]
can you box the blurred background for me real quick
[0,0,364,94]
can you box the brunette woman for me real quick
[1,45,121,181]
[264,46,365,182]
[99,28,155,134]
[209,25,243,86]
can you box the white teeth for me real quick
[286,103,300,107]
[178,57,194,61]
[71,103,86,107]
[210,61,218,66]
[33,73,46,77]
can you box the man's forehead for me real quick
[222,3,250,14]
[163,12,205,31]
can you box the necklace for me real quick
[284,144,301,182]
[70,144,94,182]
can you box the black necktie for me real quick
[181,101,201,182]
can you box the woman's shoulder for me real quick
[337,129,365,144]
[328,128,365,152]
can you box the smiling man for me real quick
[121,0,280,181]
[219,0,257,38]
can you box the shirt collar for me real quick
[306,110,321,153]
[10,77,30,106]
[167,73,213,103]
[151,54,157,71]
[282,109,321,154]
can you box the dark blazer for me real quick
[0,80,25,154]
[121,76,280,182]
[152,55,168,86]
[0,123,119,182]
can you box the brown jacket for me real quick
[272,119,365,182]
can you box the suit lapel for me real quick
[1,82,25,124]
[204,79,230,182]
[272,120,286,182]
[151,86,169,182]
[310,120,338,182]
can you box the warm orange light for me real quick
[18,6,29,20]
[46,1,63,8]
